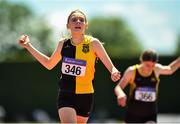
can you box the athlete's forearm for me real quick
[98,48,118,74]
[93,40,118,74]
[26,43,51,70]
[114,85,126,98]
[169,56,180,74]
[102,56,117,74]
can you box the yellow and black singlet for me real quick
[127,64,160,116]
[59,35,97,94]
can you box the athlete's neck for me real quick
[71,34,84,45]
[139,64,153,76]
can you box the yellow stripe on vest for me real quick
[75,35,96,94]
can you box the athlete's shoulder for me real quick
[57,38,69,51]
[58,37,65,43]
[126,65,136,74]
[91,36,99,41]
[155,63,162,68]
[124,65,137,78]
[126,65,139,83]
[59,37,70,45]
[122,65,136,83]
[90,37,104,53]
[154,63,165,75]
[154,63,163,71]
[129,65,136,71]
[90,36,103,46]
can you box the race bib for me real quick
[135,87,156,102]
[61,57,87,76]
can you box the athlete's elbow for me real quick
[43,63,53,70]
[46,67,52,70]
[44,60,55,70]
[46,65,54,70]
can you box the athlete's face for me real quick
[67,13,88,33]
[142,61,155,71]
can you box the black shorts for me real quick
[57,91,94,117]
[125,112,157,123]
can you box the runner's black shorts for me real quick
[57,91,94,117]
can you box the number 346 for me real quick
[65,65,81,75]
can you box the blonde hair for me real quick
[67,9,87,24]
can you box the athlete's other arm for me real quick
[156,56,180,75]
[19,35,64,70]
[114,66,134,107]
[92,38,121,82]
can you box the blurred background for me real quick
[0,0,179,123]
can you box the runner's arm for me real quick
[19,35,64,70]
[92,38,120,82]
[114,67,134,107]
[114,66,134,97]
[156,56,180,75]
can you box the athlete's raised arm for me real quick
[114,66,134,107]
[92,38,121,82]
[19,35,64,70]
[155,56,180,75]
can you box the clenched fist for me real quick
[19,35,30,48]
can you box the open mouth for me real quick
[75,27,81,29]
